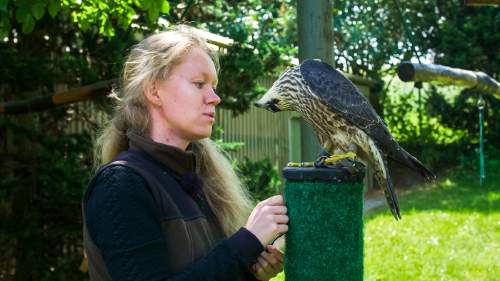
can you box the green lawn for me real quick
[271,173,500,281]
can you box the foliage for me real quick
[194,0,296,114]
[382,77,500,170]
[330,0,413,77]
[454,146,500,181]
[235,157,282,203]
[426,88,500,149]
[212,125,244,152]
[423,3,499,79]
[1,0,296,112]
[329,0,499,78]
[382,81,465,167]
[212,125,281,203]
[404,2,500,166]
[0,114,93,280]
[0,0,169,37]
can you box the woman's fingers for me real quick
[245,194,288,246]
[274,214,289,224]
[261,250,278,266]
[253,245,285,280]
[256,256,271,274]
[260,195,284,206]
[264,205,287,215]
[266,245,284,263]
[275,224,288,234]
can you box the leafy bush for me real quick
[453,145,500,182]
[236,157,282,203]
[212,125,282,202]
[382,80,499,172]
[0,116,92,280]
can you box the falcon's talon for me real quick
[313,156,327,168]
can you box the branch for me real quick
[0,79,118,115]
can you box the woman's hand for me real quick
[252,245,284,281]
[245,195,288,246]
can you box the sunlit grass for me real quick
[364,176,499,281]
[271,173,500,281]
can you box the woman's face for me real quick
[154,47,221,143]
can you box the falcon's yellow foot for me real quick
[323,152,357,165]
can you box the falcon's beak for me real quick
[254,98,281,112]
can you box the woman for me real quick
[82,25,288,281]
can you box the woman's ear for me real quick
[143,81,162,107]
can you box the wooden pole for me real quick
[297,0,334,162]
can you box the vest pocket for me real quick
[160,217,221,273]
[160,219,194,273]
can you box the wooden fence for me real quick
[215,106,294,170]
[62,76,294,171]
[215,76,293,169]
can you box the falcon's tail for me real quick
[377,167,401,220]
[404,151,435,181]
[369,140,401,220]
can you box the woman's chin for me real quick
[189,131,212,141]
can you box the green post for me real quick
[283,164,365,281]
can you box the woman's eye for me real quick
[194,81,204,89]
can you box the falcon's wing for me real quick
[300,59,394,154]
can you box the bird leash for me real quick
[478,94,485,186]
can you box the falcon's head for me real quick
[254,65,310,112]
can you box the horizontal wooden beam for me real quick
[397,62,500,98]
[0,79,118,114]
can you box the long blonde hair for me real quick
[95,25,253,236]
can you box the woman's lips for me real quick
[203,112,215,121]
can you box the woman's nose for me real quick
[205,88,221,105]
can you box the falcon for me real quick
[254,59,435,220]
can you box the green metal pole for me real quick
[478,95,485,186]
[283,163,365,281]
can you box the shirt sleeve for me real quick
[85,165,263,281]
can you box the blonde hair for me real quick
[94,25,253,236]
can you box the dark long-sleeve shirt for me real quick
[86,165,262,281]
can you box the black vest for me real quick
[82,149,226,280]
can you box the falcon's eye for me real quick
[268,98,281,112]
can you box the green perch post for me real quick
[283,162,365,281]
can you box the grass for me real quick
[271,171,500,281]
